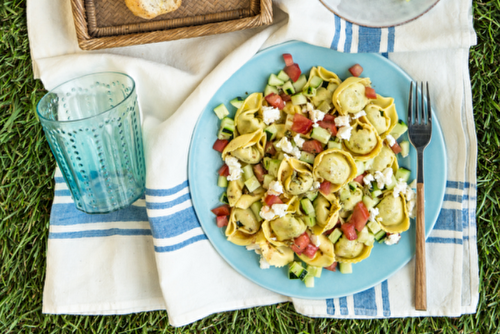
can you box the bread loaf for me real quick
[125,0,182,19]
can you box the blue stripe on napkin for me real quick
[148,206,201,239]
[154,234,208,253]
[49,228,152,239]
[358,27,382,53]
[344,22,353,52]
[50,203,149,225]
[146,181,189,196]
[381,280,391,316]
[146,193,191,210]
[353,288,377,316]
[326,299,335,315]
[339,297,348,315]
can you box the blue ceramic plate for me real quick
[189,41,446,299]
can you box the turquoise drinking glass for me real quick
[37,72,146,214]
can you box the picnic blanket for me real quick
[28,0,478,326]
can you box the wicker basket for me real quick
[71,0,273,50]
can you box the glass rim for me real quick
[36,72,136,124]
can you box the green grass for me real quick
[1,0,499,332]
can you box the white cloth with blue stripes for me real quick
[28,0,478,326]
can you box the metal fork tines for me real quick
[408,81,432,311]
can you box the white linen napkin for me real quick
[28,0,478,326]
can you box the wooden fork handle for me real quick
[415,182,427,310]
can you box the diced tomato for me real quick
[265,141,277,156]
[264,195,283,207]
[302,139,324,154]
[303,244,319,259]
[390,141,402,154]
[211,204,231,216]
[324,262,337,272]
[291,113,314,134]
[317,114,338,136]
[213,139,229,153]
[291,232,310,255]
[365,87,377,99]
[284,63,302,82]
[353,174,364,185]
[349,64,363,77]
[265,93,285,110]
[253,163,267,183]
[283,53,294,67]
[319,181,331,196]
[341,222,358,241]
[280,92,292,102]
[350,202,370,232]
[218,164,230,177]
[216,215,229,228]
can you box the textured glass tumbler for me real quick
[37,72,146,214]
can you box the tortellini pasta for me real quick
[226,207,262,246]
[222,128,266,164]
[363,95,398,139]
[312,194,341,235]
[332,77,372,115]
[375,190,410,234]
[277,157,315,196]
[334,235,373,264]
[342,119,383,161]
[234,92,266,135]
[313,148,357,197]
[298,234,336,267]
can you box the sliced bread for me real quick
[125,0,182,19]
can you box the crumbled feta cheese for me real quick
[259,256,271,269]
[272,204,288,218]
[369,207,379,222]
[225,156,242,181]
[393,179,408,198]
[336,125,353,140]
[352,110,366,119]
[407,199,416,218]
[259,205,275,220]
[310,181,321,191]
[262,106,281,125]
[246,244,260,251]
[334,115,350,127]
[276,137,301,159]
[268,180,284,196]
[385,134,396,147]
[363,174,375,187]
[374,167,393,189]
[405,187,415,201]
[294,134,305,148]
[309,109,325,126]
[305,102,314,112]
[310,234,321,247]
[384,233,401,245]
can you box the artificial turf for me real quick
[1,0,499,332]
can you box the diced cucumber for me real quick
[390,120,408,139]
[285,113,295,130]
[217,128,232,141]
[292,74,307,92]
[304,216,316,227]
[362,195,380,210]
[400,140,410,158]
[213,103,229,120]
[409,179,417,189]
[395,167,411,183]
[219,192,229,204]
[311,126,331,145]
[385,175,397,190]
[326,82,338,93]
[263,157,272,170]
[244,176,261,193]
[263,174,275,189]
[220,117,235,133]
[268,159,281,177]
[355,161,365,175]
[282,81,296,95]
[277,70,290,82]
[303,275,315,288]
[250,201,263,222]
[328,228,342,244]
[364,158,374,171]
[303,86,317,98]
[276,152,286,160]
[218,175,228,188]
[306,265,322,278]
[357,227,375,246]
[317,100,331,113]
[339,186,351,201]
[300,198,316,217]
[309,76,323,89]
[265,124,279,141]
[305,191,318,202]
[264,85,279,97]
[291,92,308,106]
[328,140,342,149]
[367,221,381,234]
[242,164,255,180]
[288,261,308,280]
[299,151,315,165]
[348,182,357,191]
[268,73,285,87]
[374,230,387,241]
[230,97,244,109]
[339,263,352,274]
[371,183,382,198]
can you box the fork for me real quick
[408,81,432,311]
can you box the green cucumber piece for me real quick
[230,97,244,109]
[355,161,365,175]
[316,100,332,113]
[282,81,296,95]
[374,230,387,241]
[362,195,380,210]
[395,167,411,183]
[367,221,381,234]
[263,157,272,170]
[250,201,263,222]
[304,216,316,227]
[220,117,235,135]
[299,151,315,165]
[242,164,255,180]
[305,191,318,202]
[219,192,229,204]
[385,175,397,190]
[348,182,357,191]
[265,124,279,141]
[291,92,308,105]
[277,70,290,82]
[306,265,322,278]
[371,183,382,198]
[339,263,352,274]
[217,128,232,141]
[400,140,410,158]
[311,126,331,145]
[357,227,375,246]
[303,86,317,97]
[328,228,342,244]
[292,74,307,92]
[326,82,338,93]
[303,275,315,288]
[289,261,308,280]
[300,198,316,217]
[309,76,323,89]
[217,175,228,188]
[390,120,408,139]
[263,174,275,189]
[264,85,279,97]
[285,113,295,130]
[244,176,261,193]
[268,73,285,87]
[268,159,282,177]
[339,186,351,201]
[328,140,342,150]
[213,103,230,120]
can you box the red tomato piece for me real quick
[303,244,319,259]
[302,139,324,154]
[349,64,363,77]
[280,92,292,102]
[291,232,310,255]
[265,93,285,110]
[218,164,230,177]
[284,63,302,82]
[353,174,364,185]
[264,195,284,207]
[317,121,338,136]
[350,202,370,232]
[253,163,267,183]
[291,113,314,134]
[324,262,337,272]
[283,53,294,67]
[365,87,377,99]
[211,204,231,216]
[341,222,358,241]
[216,215,229,228]
[213,139,229,153]
[319,181,331,196]
[265,141,277,156]
[390,142,402,154]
